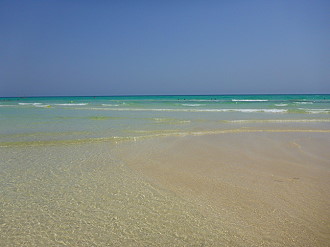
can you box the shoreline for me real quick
[1,127,330,147]
[1,129,329,245]
[2,0,329,243]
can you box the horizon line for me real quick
[1,93,330,99]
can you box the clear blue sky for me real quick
[0,0,329,96]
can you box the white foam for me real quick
[232,99,268,102]
[232,109,286,113]
[227,119,330,123]
[78,107,287,113]
[294,102,313,104]
[102,104,119,106]
[18,103,42,105]
[34,104,50,108]
[185,100,222,102]
[275,104,288,106]
[305,109,329,114]
[153,118,191,124]
[182,104,202,106]
[17,102,52,108]
[54,103,88,106]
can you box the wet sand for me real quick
[117,132,330,246]
[1,131,329,246]
[0,141,240,246]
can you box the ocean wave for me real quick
[232,99,268,102]
[54,103,88,106]
[183,100,222,102]
[17,102,51,108]
[230,109,285,113]
[153,118,173,122]
[75,106,330,114]
[152,118,191,124]
[18,103,42,105]
[126,128,330,140]
[305,110,330,114]
[77,107,287,113]
[102,104,120,106]
[294,102,313,104]
[182,104,202,106]
[2,128,330,147]
[223,119,330,123]
[275,104,288,106]
[295,108,329,114]
[34,104,51,108]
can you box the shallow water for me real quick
[1,94,330,144]
[1,95,329,246]
[117,132,330,247]
[1,143,238,246]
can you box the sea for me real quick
[1,94,329,146]
[1,94,329,246]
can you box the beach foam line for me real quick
[183,129,330,137]
[97,99,225,102]
[18,103,42,105]
[180,99,222,102]
[232,99,268,102]
[132,129,330,139]
[102,104,120,106]
[275,104,288,106]
[2,129,329,147]
[306,110,329,114]
[17,102,51,108]
[76,107,288,113]
[295,108,330,114]
[182,104,202,106]
[34,104,51,108]
[54,103,88,106]
[230,109,285,113]
[222,119,330,124]
[294,102,313,104]
[304,109,330,114]
[152,118,191,124]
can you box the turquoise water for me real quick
[1,94,330,145]
[1,94,330,246]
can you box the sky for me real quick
[0,0,329,97]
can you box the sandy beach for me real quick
[117,132,330,246]
[1,95,329,246]
[1,0,329,245]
